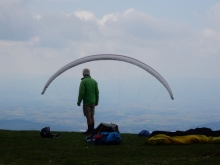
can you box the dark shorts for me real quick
[83,104,95,117]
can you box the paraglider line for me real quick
[115,63,130,116]
[138,87,164,117]
[121,72,146,126]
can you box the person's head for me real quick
[83,68,90,76]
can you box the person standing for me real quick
[77,68,99,134]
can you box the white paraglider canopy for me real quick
[41,54,174,100]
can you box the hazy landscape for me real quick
[1,75,220,133]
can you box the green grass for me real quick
[0,130,220,165]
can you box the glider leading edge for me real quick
[41,54,174,100]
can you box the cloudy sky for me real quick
[0,0,220,132]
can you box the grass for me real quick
[0,130,220,165]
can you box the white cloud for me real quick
[74,10,95,21]
[0,1,220,79]
[191,3,220,58]
[0,0,34,41]
[32,14,42,20]
[46,0,79,2]
[206,3,220,29]
[99,13,118,25]
[201,28,218,37]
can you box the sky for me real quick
[0,0,220,132]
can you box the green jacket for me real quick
[77,76,99,105]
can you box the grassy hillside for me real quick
[0,130,220,165]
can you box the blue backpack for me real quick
[86,123,121,145]
[138,130,151,137]
[91,132,121,145]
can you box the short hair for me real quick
[83,68,90,76]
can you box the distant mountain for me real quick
[0,119,74,132]
[197,122,220,131]
[1,119,220,134]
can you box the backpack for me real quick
[40,127,60,138]
[91,123,120,137]
[92,132,121,145]
[138,130,151,137]
[86,123,121,145]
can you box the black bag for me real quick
[40,127,60,138]
[40,127,53,138]
[90,123,120,137]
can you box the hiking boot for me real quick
[82,124,94,134]
[82,129,91,134]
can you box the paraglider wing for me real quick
[41,54,174,100]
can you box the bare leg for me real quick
[86,116,93,125]
[91,116,94,125]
